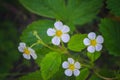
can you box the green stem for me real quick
[38,40,60,52]
[33,31,42,40]
[61,41,65,48]
[81,64,91,68]
[30,42,38,48]
[33,31,56,51]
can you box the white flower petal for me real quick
[52,36,60,45]
[73,69,80,76]
[96,35,104,44]
[18,42,26,52]
[54,21,63,30]
[47,28,56,36]
[87,46,95,53]
[31,52,37,60]
[28,48,37,59]
[19,42,26,47]
[95,44,103,51]
[61,34,70,43]
[62,25,70,33]
[74,62,81,69]
[18,46,24,52]
[65,69,72,76]
[68,58,74,64]
[83,38,90,46]
[88,32,96,40]
[23,54,30,60]
[62,61,69,69]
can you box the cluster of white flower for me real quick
[18,42,37,60]
[62,58,81,77]
[47,21,70,45]
[18,21,104,77]
[83,32,104,53]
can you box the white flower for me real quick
[18,42,37,60]
[47,21,70,45]
[62,58,81,77]
[83,32,104,53]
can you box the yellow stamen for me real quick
[24,48,30,54]
[56,30,62,37]
[90,39,97,46]
[69,64,75,71]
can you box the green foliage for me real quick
[35,47,51,64]
[87,52,101,62]
[76,68,90,80]
[20,20,54,47]
[89,74,102,80]
[20,0,103,31]
[99,18,120,56]
[19,71,42,80]
[68,34,87,52]
[19,0,65,18]
[50,55,76,80]
[107,0,120,16]
[40,52,61,80]
[66,0,103,25]
[99,68,116,78]
[16,0,120,80]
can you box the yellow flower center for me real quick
[90,39,97,46]
[56,30,62,37]
[69,64,75,71]
[24,48,30,54]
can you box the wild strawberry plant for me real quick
[18,0,120,80]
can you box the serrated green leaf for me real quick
[67,0,103,25]
[107,0,120,16]
[68,34,87,52]
[99,18,120,56]
[76,68,90,80]
[20,20,54,48]
[87,52,101,62]
[41,52,61,80]
[19,71,42,80]
[19,0,65,18]
[20,0,103,29]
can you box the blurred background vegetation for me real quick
[0,0,40,80]
[0,0,120,80]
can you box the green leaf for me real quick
[19,71,42,80]
[68,34,87,52]
[40,52,61,80]
[35,47,51,64]
[67,0,103,25]
[50,55,76,80]
[76,68,90,80]
[99,18,120,56]
[87,52,101,62]
[89,74,102,80]
[19,0,65,18]
[107,0,120,16]
[20,0,103,26]
[99,67,116,78]
[20,20,54,48]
